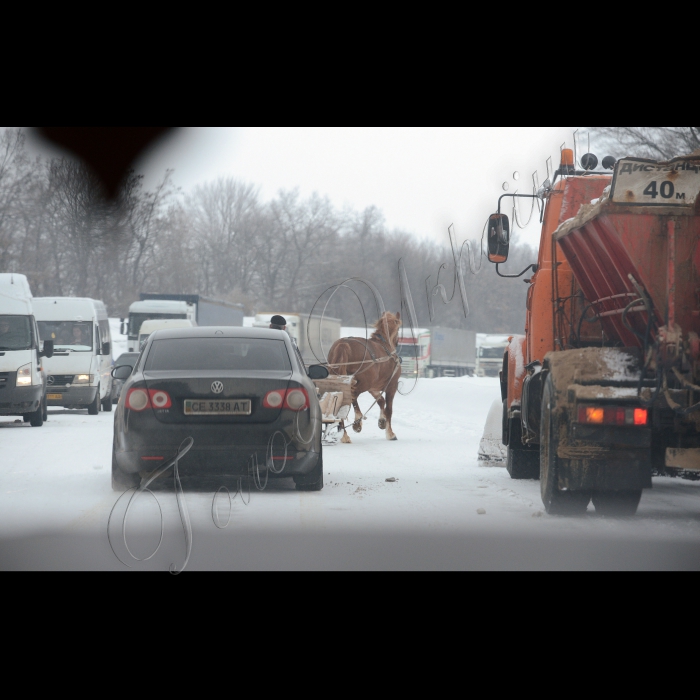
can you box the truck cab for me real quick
[477,336,510,378]
[123,300,196,353]
[398,328,431,377]
[34,297,114,415]
[0,274,52,427]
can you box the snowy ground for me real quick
[1,367,699,570]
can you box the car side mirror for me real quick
[101,342,111,356]
[120,320,128,335]
[41,340,54,359]
[112,365,133,381]
[488,213,510,264]
[308,365,330,380]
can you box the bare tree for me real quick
[591,127,700,159]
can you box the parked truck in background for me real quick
[254,313,342,365]
[398,327,476,378]
[476,335,510,378]
[492,148,700,517]
[122,294,244,352]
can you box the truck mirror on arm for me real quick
[488,213,511,264]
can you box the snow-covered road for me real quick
[2,376,700,570]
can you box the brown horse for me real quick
[327,312,403,444]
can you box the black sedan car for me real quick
[111,352,140,404]
[111,327,328,492]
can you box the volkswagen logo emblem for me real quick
[47,376,55,386]
[211,381,224,395]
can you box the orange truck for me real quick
[490,148,700,516]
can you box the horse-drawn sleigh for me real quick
[311,312,403,445]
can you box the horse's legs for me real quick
[352,399,363,434]
[370,391,387,430]
[339,419,352,444]
[384,386,398,441]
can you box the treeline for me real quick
[0,128,537,333]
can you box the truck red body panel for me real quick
[557,211,700,350]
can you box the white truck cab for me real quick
[0,274,52,427]
[33,298,114,415]
[476,335,510,378]
[123,300,196,353]
[138,319,194,349]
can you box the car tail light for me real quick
[149,390,172,409]
[284,389,309,411]
[578,405,648,427]
[126,388,151,412]
[263,389,310,411]
[264,391,285,409]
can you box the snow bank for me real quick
[479,399,507,464]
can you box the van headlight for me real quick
[73,374,92,385]
[16,364,32,387]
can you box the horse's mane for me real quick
[370,313,402,346]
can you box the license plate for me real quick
[184,399,252,416]
[47,394,63,401]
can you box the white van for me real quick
[0,274,52,427]
[138,319,194,349]
[33,298,114,415]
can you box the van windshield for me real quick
[0,316,32,351]
[38,321,93,352]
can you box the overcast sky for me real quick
[22,127,595,248]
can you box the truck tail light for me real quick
[263,389,309,411]
[578,405,648,427]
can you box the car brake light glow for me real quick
[263,389,309,411]
[578,405,648,427]
[126,388,150,412]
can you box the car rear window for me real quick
[145,338,292,372]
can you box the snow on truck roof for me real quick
[130,300,192,313]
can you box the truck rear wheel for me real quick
[541,377,591,516]
[592,491,642,517]
[505,402,540,480]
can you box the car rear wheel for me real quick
[294,449,324,492]
[112,451,140,492]
[88,386,100,416]
[42,398,48,423]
